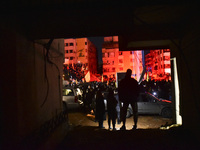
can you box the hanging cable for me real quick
[40,38,62,108]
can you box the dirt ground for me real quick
[67,111,173,130]
[38,111,200,150]
[55,111,199,150]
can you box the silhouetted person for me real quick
[107,88,118,130]
[86,86,93,113]
[118,69,140,130]
[95,89,105,128]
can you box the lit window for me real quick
[105,53,108,57]
[119,59,123,63]
[109,52,115,57]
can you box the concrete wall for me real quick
[0,26,64,148]
[170,19,200,132]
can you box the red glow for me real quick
[147,92,171,103]
[145,49,171,81]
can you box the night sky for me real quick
[88,36,104,63]
[88,36,150,65]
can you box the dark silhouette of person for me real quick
[86,86,93,113]
[95,89,105,128]
[118,69,140,130]
[107,88,118,131]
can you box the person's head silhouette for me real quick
[125,69,132,78]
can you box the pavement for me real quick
[36,112,200,150]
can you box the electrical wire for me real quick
[40,39,62,108]
[41,47,50,107]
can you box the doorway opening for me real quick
[61,36,181,130]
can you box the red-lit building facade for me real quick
[63,38,98,81]
[102,36,143,82]
[145,49,171,81]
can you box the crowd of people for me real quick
[63,64,86,81]
[69,69,172,130]
[140,79,172,100]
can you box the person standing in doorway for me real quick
[118,69,140,130]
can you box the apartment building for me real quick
[145,49,171,81]
[102,36,143,81]
[64,38,98,79]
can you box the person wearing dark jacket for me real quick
[107,88,118,131]
[95,89,105,128]
[118,69,140,130]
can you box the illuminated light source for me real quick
[153,92,157,95]
[171,57,182,125]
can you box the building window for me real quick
[119,67,123,71]
[103,68,108,72]
[119,52,123,55]
[70,50,73,53]
[66,50,68,53]
[130,58,134,62]
[65,43,68,46]
[112,68,115,72]
[164,64,171,68]
[164,56,170,60]
[164,49,170,52]
[85,42,87,45]
[105,53,108,57]
[69,43,74,46]
[70,57,73,60]
[119,59,123,63]
[109,52,115,57]
[154,66,158,70]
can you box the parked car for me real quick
[93,90,172,118]
[62,87,83,111]
[125,92,172,118]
